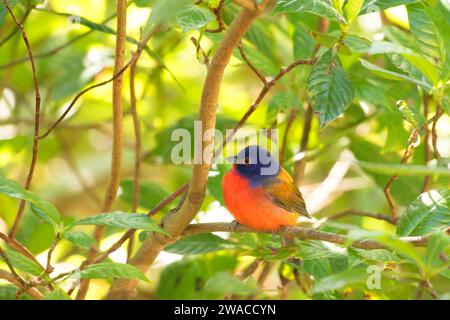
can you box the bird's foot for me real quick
[229,220,242,231]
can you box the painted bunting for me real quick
[222,145,309,232]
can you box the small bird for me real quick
[222,145,309,232]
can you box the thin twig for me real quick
[0,7,31,47]
[313,209,395,228]
[76,0,128,301]
[431,102,443,160]
[384,110,442,220]
[238,42,267,85]
[280,108,297,163]
[45,234,61,274]
[293,17,328,184]
[294,103,312,183]
[182,222,430,249]
[257,261,274,287]
[239,259,261,280]
[0,269,43,300]
[55,133,102,205]
[422,94,431,192]
[126,52,143,262]
[106,1,274,299]
[3,0,42,238]
[215,57,317,160]
[205,0,226,33]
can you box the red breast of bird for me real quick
[222,146,308,231]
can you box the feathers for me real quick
[223,145,309,231]
[262,167,309,218]
[222,170,298,231]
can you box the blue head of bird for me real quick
[229,145,280,186]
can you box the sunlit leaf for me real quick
[397,189,450,236]
[0,174,63,233]
[359,0,418,15]
[355,161,450,177]
[74,262,149,282]
[68,212,168,235]
[343,0,365,25]
[311,267,368,293]
[407,2,443,67]
[44,288,72,300]
[273,0,347,23]
[176,5,215,32]
[204,272,259,298]
[165,233,237,255]
[119,180,169,210]
[156,255,237,299]
[0,247,44,277]
[62,231,97,250]
[359,58,432,90]
[308,48,354,128]
[143,0,193,35]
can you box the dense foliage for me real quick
[0,0,449,300]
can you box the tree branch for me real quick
[238,42,267,85]
[313,209,395,228]
[126,47,143,262]
[106,2,271,300]
[181,222,428,249]
[3,0,42,238]
[206,0,226,33]
[76,0,127,300]
[422,94,431,192]
[0,269,43,300]
[431,101,443,160]
[384,109,443,220]
[294,102,313,183]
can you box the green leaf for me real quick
[296,240,346,260]
[68,212,169,235]
[292,21,315,60]
[359,58,432,90]
[176,5,215,32]
[143,0,193,35]
[308,48,354,128]
[164,233,237,255]
[156,255,237,299]
[74,262,149,282]
[347,229,424,269]
[425,230,450,271]
[311,267,368,294]
[0,175,63,233]
[343,0,365,25]
[204,272,259,298]
[407,2,443,67]
[0,285,32,300]
[1,247,44,276]
[368,41,439,84]
[349,136,423,206]
[348,248,400,265]
[62,231,96,250]
[236,43,279,76]
[397,189,450,236]
[273,0,347,24]
[355,161,450,177]
[44,288,72,300]
[119,180,169,210]
[266,91,301,125]
[359,0,418,15]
